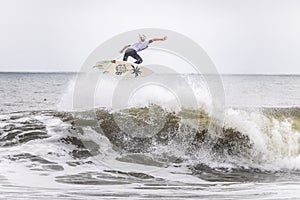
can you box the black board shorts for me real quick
[123,48,143,64]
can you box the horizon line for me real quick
[0,71,300,76]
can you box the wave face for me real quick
[1,106,299,171]
[71,106,300,170]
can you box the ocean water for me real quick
[0,72,300,199]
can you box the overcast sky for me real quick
[0,0,300,74]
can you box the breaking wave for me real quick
[1,105,300,175]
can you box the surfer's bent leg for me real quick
[123,52,129,61]
[123,49,135,61]
[123,54,128,61]
[132,52,143,64]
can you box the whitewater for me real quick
[0,72,300,199]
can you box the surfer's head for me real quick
[139,34,146,42]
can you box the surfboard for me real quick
[93,60,153,78]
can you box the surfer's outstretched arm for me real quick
[120,45,130,53]
[150,36,167,42]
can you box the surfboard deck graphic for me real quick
[94,60,153,78]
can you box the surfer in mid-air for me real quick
[120,34,167,64]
